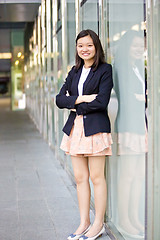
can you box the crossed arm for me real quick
[70,94,97,112]
[56,65,113,114]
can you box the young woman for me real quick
[56,29,113,240]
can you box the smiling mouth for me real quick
[82,53,90,56]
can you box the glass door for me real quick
[104,1,147,239]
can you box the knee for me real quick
[90,172,105,186]
[74,171,89,185]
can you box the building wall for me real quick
[24,0,160,239]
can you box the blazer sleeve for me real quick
[56,67,78,109]
[76,64,113,115]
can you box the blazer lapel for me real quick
[83,69,94,94]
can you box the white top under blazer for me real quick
[78,66,91,96]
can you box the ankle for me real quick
[81,221,91,229]
[74,221,90,235]
[92,221,103,230]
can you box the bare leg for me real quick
[130,154,145,232]
[71,156,91,234]
[118,155,140,235]
[85,155,106,237]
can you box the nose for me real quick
[82,46,88,51]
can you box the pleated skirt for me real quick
[117,131,148,155]
[60,115,113,157]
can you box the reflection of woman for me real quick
[56,29,113,240]
[114,31,146,146]
[114,30,147,237]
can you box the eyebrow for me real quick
[77,42,93,45]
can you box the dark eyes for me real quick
[78,44,93,47]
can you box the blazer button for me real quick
[84,116,87,119]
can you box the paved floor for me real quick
[0,98,111,240]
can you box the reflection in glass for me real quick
[80,0,98,33]
[104,1,147,238]
[113,30,147,239]
[67,0,76,67]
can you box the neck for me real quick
[84,60,94,69]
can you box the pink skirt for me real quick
[117,131,148,155]
[60,115,113,157]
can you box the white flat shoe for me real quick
[67,224,91,240]
[79,225,105,240]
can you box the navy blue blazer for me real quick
[56,63,113,136]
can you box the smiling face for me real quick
[76,35,96,67]
[130,36,144,60]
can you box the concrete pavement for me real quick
[0,98,111,240]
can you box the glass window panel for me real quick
[57,0,62,29]
[67,0,76,67]
[66,0,76,172]
[56,5,63,160]
[80,0,99,33]
[104,1,147,239]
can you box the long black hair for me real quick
[75,29,105,71]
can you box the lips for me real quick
[82,53,90,56]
